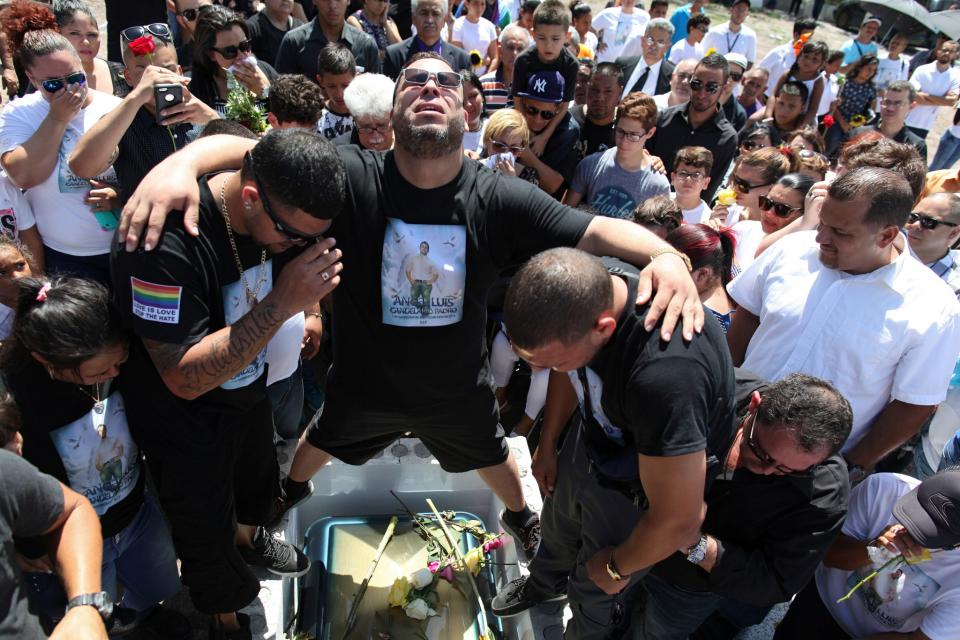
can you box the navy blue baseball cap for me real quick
[516,71,566,104]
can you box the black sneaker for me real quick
[208,612,252,640]
[490,575,566,617]
[499,509,541,561]
[239,527,311,577]
[265,479,314,532]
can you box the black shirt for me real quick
[538,112,582,197]
[110,177,294,450]
[573,258,735,484]
[246,11,306,67]
[851,121,928,163]
[646,103,738,202]
[571,104,616,159]
[274,19,381,79]
[511,47,579,103]
[4,359,145,539]
[650,370,849,606]
[722,96,747,133]
[326,146,592,411]
[114,106,195,202]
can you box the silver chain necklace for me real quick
[219,177,267,306]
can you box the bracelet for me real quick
[685,534,708,565]
[649,247,692,272]
[307,312,322,319]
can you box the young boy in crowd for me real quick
[512,0,579,155]
[316,43,357,145]
[632,194,682,238]
[668,13,709,64]
[648,0,669,20]
[517,0,540,34]
[564,92,670,218]
[671,146,714,224]
[268,73,326,130]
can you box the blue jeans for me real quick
[24,495,181,618]
[635,573,723,640]
[930,129,960,171]
[267,364,304,440]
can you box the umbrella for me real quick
[931,10,960,40]
[859,0,939,37]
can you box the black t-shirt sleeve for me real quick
[626,355,711,457]
[560,52,578,102]
[111,225,211,345]
[0,451,63,538]
[511,51,531,97]
[483,173,592,269]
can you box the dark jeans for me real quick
[267,364,304,440]
[43,246,111,288]
[774,579,850,640]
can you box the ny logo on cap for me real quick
[533,78,547,93]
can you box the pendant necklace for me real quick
[76,382,107,439]
[219,177,267,306]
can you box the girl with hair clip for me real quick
[0,235,33,341]
[1,277,189,638]
[765,40,828,128]
[667,223,737,332]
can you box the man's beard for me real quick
[393,111,465,159]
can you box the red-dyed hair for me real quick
[0,0,56,58]
[667,223,738,285]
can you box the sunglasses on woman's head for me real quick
[41,71,86,93]
[120,23,172,43]
[213,39,253,60]
[401,68,463,88]
[759,195,801,217]
[908,211,960,230]
[732,174,774,194]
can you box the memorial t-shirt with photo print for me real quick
[0,173,34,243]
[4,358,144,538]
[325,146,592,410]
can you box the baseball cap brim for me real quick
[862,16,882,26]
[893,485,959,550]
[516,90,564,103]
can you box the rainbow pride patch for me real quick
[130,277,181,324]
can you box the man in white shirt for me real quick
[906,40,960,141]
[616,18,675,99]
[592,0,649,64]
[774,470,960,640]
[701,0,756,67]
[726,167,960,476]
[757,17,816,96]
[905,192,960,299]
[653,57,695,110]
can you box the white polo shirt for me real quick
[906,62,960,131]
[727,230,960,451]
[702,22,757,64]
[757,42,795,96]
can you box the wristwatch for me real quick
[649,247,693,272]
[685,534,708,565]
[606,550,627,581]
[65,591,113,622]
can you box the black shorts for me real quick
[304,390,508,472]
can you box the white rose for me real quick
[410,567,434,589]
[404,598,437,620]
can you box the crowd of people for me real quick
[0,0,959,639]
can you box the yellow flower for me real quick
[387,576,411,608]
[716,188,737,206]
[850,114,867,128]
[905,549,933,564]
[464,547,483,576]
[705,47,717,57]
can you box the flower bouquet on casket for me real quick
[373,499,504,640]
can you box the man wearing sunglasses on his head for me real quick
[646,51,737,202]
[727,166,960,486]
[637,372,852,640]
[110,129,345,640]
[112,52,705,574]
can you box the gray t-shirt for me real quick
[571,147,671,219]
[0,450,64,639]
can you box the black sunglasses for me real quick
[177,8,199,20]
[689,78,721,94]
[745,413,808,475]
[732,174,774,194]
[741,139,767,151]
[244,154,326,242]
[212,39,252,60]
[524,104,558,120]
[120,23,173,43]
[402,68,463,88]
[759,195,802,218]
[729,72,743,82]
[41,71,86,94]
[908,211,960,230]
